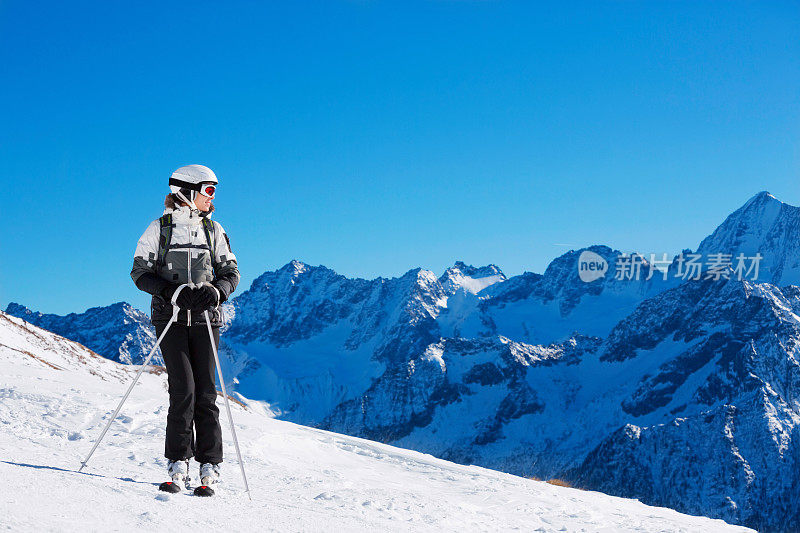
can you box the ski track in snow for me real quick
[0,314,752,532]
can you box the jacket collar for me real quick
[163,205,212,225]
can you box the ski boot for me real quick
[194,462,220,496]
[159,459,190,493]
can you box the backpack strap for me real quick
[156,214,173,269]
[201,218,217,267]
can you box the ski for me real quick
[158,481,182,493]
[193,484,215,497]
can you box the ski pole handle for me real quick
[170,283,191,306]
[197,281,221,308]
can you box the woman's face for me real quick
[195,191,213,211]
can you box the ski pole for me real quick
[78,284,191,472]
[203,304,251,500]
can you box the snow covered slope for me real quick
[5,301,158,365]
[0,312,751,532]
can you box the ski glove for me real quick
[191,285,220,313]
[161,284,194,311]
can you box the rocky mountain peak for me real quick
[696,191,800,285]
[439,261,507,296]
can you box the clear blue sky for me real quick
[1,1,798,314]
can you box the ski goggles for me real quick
[169,177,217,199]
[198,183,216,198]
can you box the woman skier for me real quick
[130,164,240,496]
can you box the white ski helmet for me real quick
[168,164,218,208]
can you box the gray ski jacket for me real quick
[130,205,240,327]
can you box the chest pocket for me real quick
[157,214,217,282]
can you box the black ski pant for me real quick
[154,322,223,464]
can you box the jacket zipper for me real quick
[187,241,192,326]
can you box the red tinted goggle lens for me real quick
[201,185,216,198]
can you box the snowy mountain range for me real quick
[0,311,750,531]
[6,190,800,531]
[5,301,158,366]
